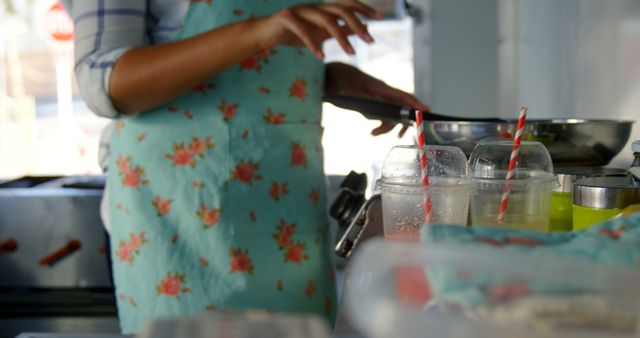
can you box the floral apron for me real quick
[108,0,336,334]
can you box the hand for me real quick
[325,63,430,137]
[253,0,383,59]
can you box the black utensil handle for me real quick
[324,94,416,123]
[323,95,508,123]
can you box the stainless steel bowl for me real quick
[322,96,635,167]
[425,119,634,167]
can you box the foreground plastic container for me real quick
[468,141,558,232]
[378,145,472,241]
[346,239,640,338]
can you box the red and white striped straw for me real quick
[415,110,433,223]
[497,106,528,223]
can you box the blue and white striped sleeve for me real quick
[73,1,148,118]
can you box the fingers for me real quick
[270,1,383,59]
[370,121,395,136]
[398,124,410,138]
[334,0,384,19]
[280,9,325,59]
[322,4,374,43]
[297,6,355,55]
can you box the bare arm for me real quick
[109,20,262,115]
[109,1,382,115]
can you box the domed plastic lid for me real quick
[469,141,555,181]
[380,145,470,187]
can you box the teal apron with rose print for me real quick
[108,0,336,334]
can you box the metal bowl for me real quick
[425,119,634,167]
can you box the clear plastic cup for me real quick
[378,145,473,241]
[468,141,558,231]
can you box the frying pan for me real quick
[324,95,635,167]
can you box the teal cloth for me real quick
[420,213,640,308]
[107,0,336,334]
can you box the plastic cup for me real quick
[378,145,473,241]
[468,141,558,232]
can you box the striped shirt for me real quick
[73,0,188,119]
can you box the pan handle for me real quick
[323,95,507,123]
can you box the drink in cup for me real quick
[468,141,558,232]
[378,145,473,241]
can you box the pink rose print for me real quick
[240,55,259,70]
[273,219,296,249]
[259,86,271,94]
[277,280,284,291]
[122,171,141,187]
[197,204,221,229]
[230,160,261,184]
[239,49,273,72]
[183,110,193,120]
[129,297,137,307]
[255,48,271,60]
[165,143,195,167]
[249,210,257,222]
[273,219,308,265]
[172,234,179,244]
[242,129,250,139]
[165,136,214,168]
[284,242,308,264]
[156,272,191,298]
[189,136,214,157]
[117,242,132,263]
[117,231,148,264]
[151,196,172,217]
[233,8,243,16]
[324,298,333,314]
[193,81,215,94]
[269,182,289,201]
[206,305,217,312]
[117,156,130,173]
[264,108,286,124]
[230,248,254,274]
[309,189,320,206]
[116,203,130,215]
[289,77,307,100]
[116,155,148,188]
[137,133,147,142]
[291,142,307,168]
[218,99,239,121]
[128,232,145,251]
[305,280,316,299]
[199,256,209,267]
[193,181,204,189]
